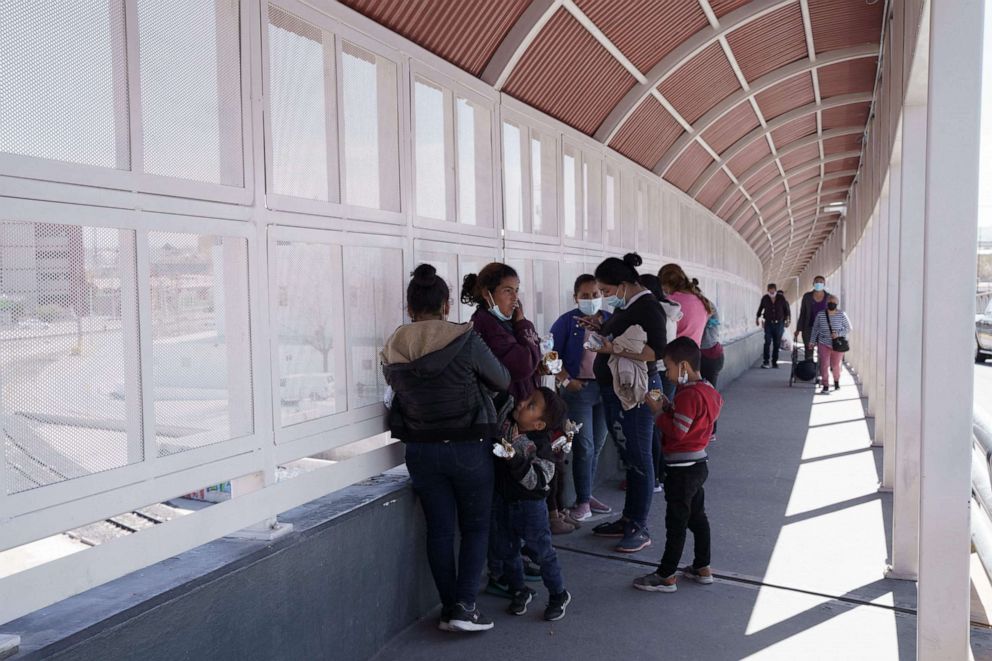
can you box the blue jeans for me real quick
[491,493,565,594]
[602,373,662,529]
[763,321,785,364]
[562,381,609,503]
[405,440,494,608]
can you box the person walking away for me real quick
[491,387,573,621]
[756,283,791,368]
[382,264,511,632]
[795,276,831,363]
[634,337,723,593]
[808,295,852,395]
[550,274,613,522]
[659,264,708,345]
[699,297,724,442]
[584,253,667,553]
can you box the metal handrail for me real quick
[971,408,992,583]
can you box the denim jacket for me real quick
[550,308,611,380]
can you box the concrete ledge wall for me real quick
[6,473,435,661]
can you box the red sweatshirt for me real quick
[655,380,723,464]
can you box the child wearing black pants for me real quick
[491,387,573,620]
[634,338,723,592]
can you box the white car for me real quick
[977,298,992,363]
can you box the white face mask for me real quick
[678,365,689,385]
[577,297,602,315]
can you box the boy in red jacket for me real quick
[634,337,723,593]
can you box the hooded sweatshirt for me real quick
[655,380,723,465]
[381,320,510,442]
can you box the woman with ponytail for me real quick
[382,264,510,633]
[659,264,712,345]
[584,253,667,554]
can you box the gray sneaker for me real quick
[633,572,677,592]
[680,565,714,585]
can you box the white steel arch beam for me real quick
[762,190,852,231]
[728,155,861,227]
[693,123,864,198]
[730,169,857,230]
[481,0,561,89]
[704,93,872,209]
[655,45,877,175]
[594,0,794,142]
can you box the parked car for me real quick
[978,298,992,363]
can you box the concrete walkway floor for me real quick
[375,364,992,661]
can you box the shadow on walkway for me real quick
[375,364,992,661]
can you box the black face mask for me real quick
[827,302,838,311]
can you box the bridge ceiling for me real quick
[338,0,884,279]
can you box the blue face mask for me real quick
[577,298,602,316]
[486,292,513,322]
[813,283,825,292]
[605,285,627,311]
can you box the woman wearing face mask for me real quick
[461,263,542,403]
[582,253,667,554]
[382,264,511,632]
[550,274,614,522]
[808,294,852,395]
[795,275,831,363]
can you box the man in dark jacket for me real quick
[756,283,791,368]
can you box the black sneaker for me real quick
[544,589,572,621]
[448,603,494,632]
[820,385,831,395]
[524,559,543,582]
[507,589,534,616]
[439,604,454,631]
[592,518,626,537]
[834,381,840,391]
[772,362,780,369]
[485,575,513,598]
[761,362,770,369]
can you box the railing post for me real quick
[918,0,984,655]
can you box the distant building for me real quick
[0,221,87,318]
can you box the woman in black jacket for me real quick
[382,264,510,633]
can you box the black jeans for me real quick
[657,462,711,578]
[763,322,785,364]
[699,353,724,433]
[405,440,494,608]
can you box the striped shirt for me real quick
[810,310,852,346]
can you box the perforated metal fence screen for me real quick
[0,222,140,494]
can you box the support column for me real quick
[918,0,984,656]
[881,170,901,494]
[866,215,879,420]
[889,108,925,581]
[876,192,892,483]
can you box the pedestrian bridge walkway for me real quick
[376,365,992,661]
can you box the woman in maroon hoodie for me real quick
[461,263,541,402]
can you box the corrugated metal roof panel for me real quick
[809,0,884,53]
[824,157,861,173]
[780,144,820,170]
[823,133,863,154]
[756,183,785,208]
[504,9,636,134]
[701,102,761,153]
[788,168,820,188]
[771,115,817,148]
[728,140,772,178]
[710,0,752,18]
[755,73,816,121]
[609,98,684,169]
[339,0,530,75]
[664,142,713,191]
[575,0,709,72]
[821,102,870,129]
[725,4,808,82]
[659,42,741,124]
[719,188,748,219]
[697,169,732,210]
[817,57,878,98]
[747,162,781,190]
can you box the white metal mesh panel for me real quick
[340,41,400,211]
[148,232,252,455]
[414,79,447,220]
[1,221,139,494]
[456,97,493,227]
[267,5,333,201]
[0,0,128,168]
[502,121,525,232]
[273,240,345,427]
[138,0,243,185]
[343,246,403,409]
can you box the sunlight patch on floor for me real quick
[784,453,881,517]
[801,420,873,459]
